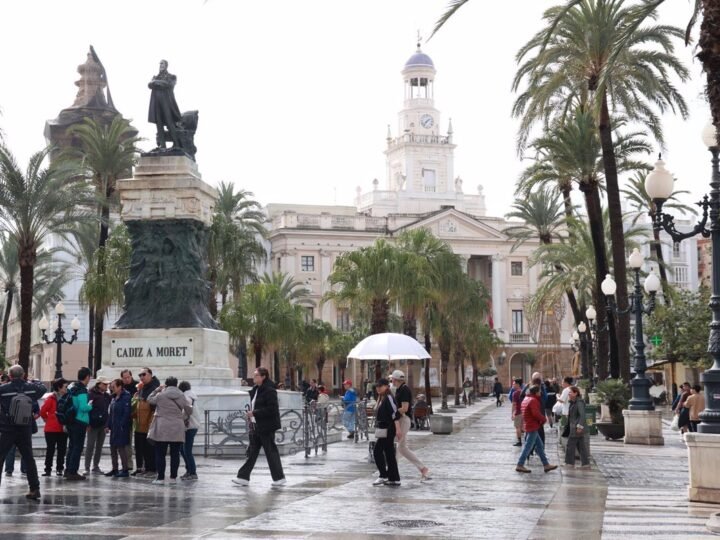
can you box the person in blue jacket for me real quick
[106,379,132,478]
[341,380,357,439]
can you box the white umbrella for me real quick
[347,332,431,361]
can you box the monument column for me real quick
[491,254,506,332]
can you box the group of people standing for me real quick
[0,364,202,500]
[673,382,705,434]
[509,372,590,473]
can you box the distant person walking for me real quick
[341,380,357,439]
[0,365,47,499]
[372,378,402,486]
[493,377,503,407]
[147,377,192,485]
[564,386,590,469]
[511,378,523,446]
[515,385,557,474]
[39,378,68,477]
[232,367,286,487]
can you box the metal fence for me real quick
[203,399,371,458]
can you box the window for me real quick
[276,257,281,272]
[337,308,351,332]
[512,310,524,334]
[673,266,689,287]
[304,307,314,325]
[301,255,315,272]
[422,168,436,192]
[511,261,523,276]
[673,242,681,259]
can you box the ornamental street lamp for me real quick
[577,321,590,381]
[601,249,660,410]
[646,122,720,432]
[585,305,602,382]
[39,302,81,380]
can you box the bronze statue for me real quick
[147,60,198,160]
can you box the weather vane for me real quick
[417,29,423,46]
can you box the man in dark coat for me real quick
[0,365,46,499]
[148,59,182,149]
[232,367,285,487]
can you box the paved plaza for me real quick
[0,399,716,539]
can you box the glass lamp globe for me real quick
[628,248,644,269]
[38,315,49,331]
[601,274,617,296]
[702,120,718,148]
[644,270,661,294]
[71,316,81,331]
[578,321,587,333]
[572,331,579,341]
[585,305,596,321]
[55,302,65,316]
[644,157,674,201]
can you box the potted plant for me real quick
[594,379,630,440]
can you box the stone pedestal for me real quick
[685,432,720,503]
[623,409,664,445]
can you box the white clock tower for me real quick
[385,43,456,197]
[356,44,485,216]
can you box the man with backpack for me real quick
[0,365,47,499]
[62,367,94,481]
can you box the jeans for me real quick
[66,422,88,475]
[154,441,182,480]
[84,426,106,471]
[44,432,68,473]
[134,432,156,472]
[517,429,549,467]
[237,429,285,481]
[0,428,39,490]
[180,429,198,475]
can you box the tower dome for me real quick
[404,44,435,69]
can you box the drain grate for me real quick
[382,519,443,529]
[445,505,494,512]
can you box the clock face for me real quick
[420,114,434,129]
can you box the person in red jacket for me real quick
[515,385,557,474]
[39,378,68,477]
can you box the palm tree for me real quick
[512,0,689,382]
[622,170,696,300]
[301,319,335,384]
[208,182,266,316]
[66,116,140,372]
[0,145,90,371]
[0,238,19,346]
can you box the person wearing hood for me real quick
[105,379,132,478]
[178,380,201,480]
[147,376,192,484]
[132,367,160,476]
[84,377,111,474]
[232,367,285,487]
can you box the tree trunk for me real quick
[651,227,671,305]
[87,305,95,371]
[93,202,111,375]
[208,269,218,318]
[402,314,417,339]
[253,340,262,368]
[18,260,34,373]
[699,2,720,139]
[470,352,479,396]
[599,93,631,381]
[316,352,325,384]
[439,334,451,410]
[453,341,462,406]
[370,297,389,335]
[423,330,433,409]
[581,181,618,379]
[2,287,13,345]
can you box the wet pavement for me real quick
[0,398,716,539]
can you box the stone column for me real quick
[685,432,720,502]
[622,409,664,445]
[491,254,505,332]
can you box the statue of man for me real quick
[148,59,182,149]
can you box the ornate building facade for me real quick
[266,45,576,391]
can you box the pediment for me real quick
[393,208,507,240]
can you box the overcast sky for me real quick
[0,0,710,218]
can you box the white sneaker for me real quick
[168,477,178,484]
[271,478,287,487]
[372,477,387,486]
[151,479,165,485]
[232,477,249,486]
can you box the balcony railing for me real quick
[509,333,532,344]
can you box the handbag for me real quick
[670,414,680,432]
[374,428,388,438]
[561,423,570,438]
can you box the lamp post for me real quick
[39,302,81,380]
[577,321,590,381]
[585,305,601,381]
[601,249,661,410]
[646,122,720,432]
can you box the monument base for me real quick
[622,409,664,446]
[685,432,720,503]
